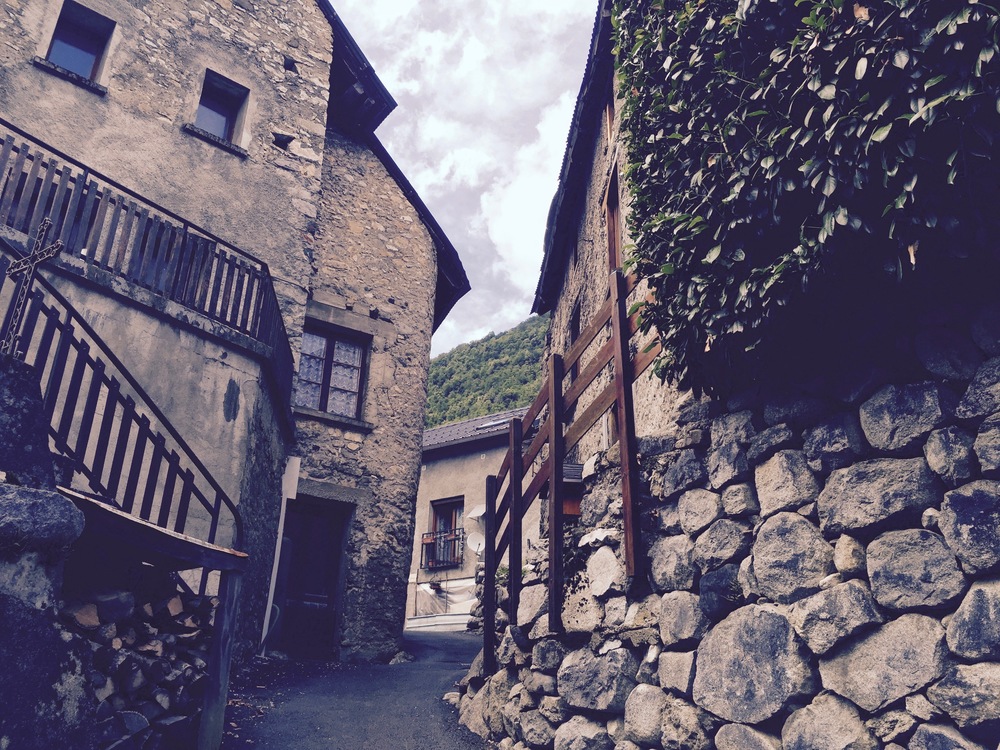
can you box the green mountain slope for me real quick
[425,315,549,428]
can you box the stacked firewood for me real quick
[61,569,217,750]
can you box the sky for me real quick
[330,1,598,356]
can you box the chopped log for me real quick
[64,602,101,629]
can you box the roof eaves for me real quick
[532,0,614,315]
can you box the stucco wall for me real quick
[406,441,544,624]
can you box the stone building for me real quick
[457,2,1000,749]
[0,0,466,745]
[405,408,540,631]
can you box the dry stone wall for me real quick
[458,300,1000,750]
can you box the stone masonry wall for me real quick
[457,298,1000,750]
[293,129,439,661]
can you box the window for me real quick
[43,1,114,83]
[421,498,465,570]
[293,328,367,420]
[194,71,249,143]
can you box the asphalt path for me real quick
[221,630,490,750]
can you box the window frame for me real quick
[292,324,369,422]
[421,497,465,571]
[35,0,115,96]
[182,69,250,157]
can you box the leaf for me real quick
[703,245,722,264]
[893,49,910,68]
[817,84,837,100]
[855,57,869,80]
[870,123,893,143]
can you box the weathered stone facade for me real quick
[459,298,1000,749]
[459,2,1000,748]
[0,0,467,684]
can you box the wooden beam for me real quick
[508,417,523,624]
[197,569,241,750]
[547,354,565,633]
[611,271,642,578]
[483,475,498,674]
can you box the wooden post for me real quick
[610,271,642,577]
[508,417,523,625]
[197,570,241,750]
[483,474,498,674]
[547,354,564,632]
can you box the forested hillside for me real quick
[425,315,548,428]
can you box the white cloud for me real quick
[331,0,596,353]
[480,89,577,295]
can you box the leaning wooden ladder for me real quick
[481,270,660,672]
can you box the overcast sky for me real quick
[331,1,597,356]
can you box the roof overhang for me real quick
[532,0,613,315]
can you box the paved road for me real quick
[221,631,490,750]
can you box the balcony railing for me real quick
[421,528,466,570]
[0,117,294,402]
[0,234,243,558]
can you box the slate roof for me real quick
[423,408,530,452]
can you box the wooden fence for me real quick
[0,117,293,399]
[482,270,660,672]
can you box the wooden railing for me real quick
[0,234,243,555]
[0,117,294,401]
[482,270,660,672]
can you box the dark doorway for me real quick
[271,498,351,659]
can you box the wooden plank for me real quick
[521,377,550,433]
[74,357,105,463]
[522,461,551,513]
[57,173,87,247]
[139,433,166,521]
[126,209,150,282]
[26,157,58,235]
[122,414,151,513]
[83,189,111,264]
[0,137,15,201]
[522,417,549,469]
[133,215,161,287]
[174,468,195,534]
[11,149,41,231]
[547,354,564,633]
[70,180,99,257]
[46,166,73,241]
[483,475,498,675]
[238,267,256,332]
[197,571,242,750]
[494,450,511,491]
[563,336,614,410]
[106,396,135,501]
[508,418,524,621]
[0,145,29,225]
[157,450,180,528]
[632,339,662,380]
[218,255,237,323]
[90,374,121,490]
[206,245,224,317]
[611,271,642,577]
[110,201,137,273]
[564,381,616,454]
[55,339,90,449]
[96,195,124,269]
[42,317,74,421]
[229,261,247,328]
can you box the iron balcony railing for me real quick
[0,116,294,402]
[0,232,243,555]
[421,528,466,570]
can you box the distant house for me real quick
[405,408,539,631]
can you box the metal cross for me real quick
[1,218,63,358]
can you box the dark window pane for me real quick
[46,2,114,81]
[195,73,248,142]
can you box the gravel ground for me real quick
[221,630,490,750]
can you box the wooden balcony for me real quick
[0,116,294,403]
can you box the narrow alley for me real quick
[221,631,488,750]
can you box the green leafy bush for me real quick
[615,0,1000,390]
